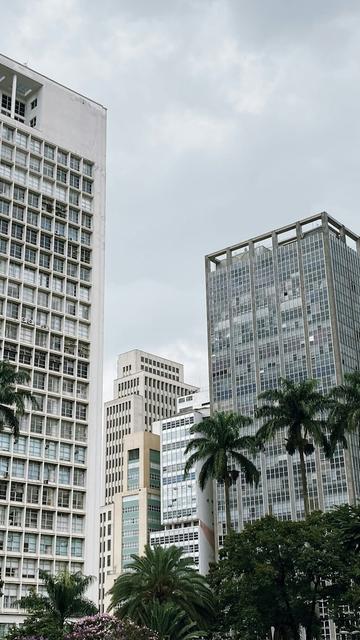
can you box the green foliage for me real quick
[184,411,259,532]
[109,545,213,638]
[7,571,97,640]
[209,509,360,640]
[328,370,360,451]
[255,378,331,516]
[0,360,35,438]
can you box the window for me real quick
[16,131,27,147]
[26,228,38,244]
[22,559,36,578]
[72,515,84,533]
[58,489,70,508]
[24,533,37,553]
[28,192,40,209]
[76,403,87,421]
[33,371,45,390]
[7,532,21,552]
[70,156,80,171]
[3,584,18,609]
[71,538,83,557]
[25,509,38,528]
[73,468,85,487]
[15,150,27,167]
[48,375,60,393]
[74,447,86,464]
[9,507,22,526]
[43,162,54,178]
[57,150,68,165]
[30,155,41,172]
[70,173,80,189]
[27,485,40,504]
[10,242,22,259]
[10,482,24,502]
[30,137,41,153]
[44,144,55,160]
[57,168,67,184]
[29,438,42,456]
[56,537,68,556]
[59,443,72,463]
[30,415,43,434]
[12,458,25,478]
[83,161,93,177]
[57,513,69,532]
[59,466,70,484]
[61,422,73,439]
[61,400,73,418]
[41,511,54,530]
[69,208,79,224]
[6,557,20,578]
[72,491,84,510]
[28,462,41,480]
[54,257,64,273]
[63,379,74,395]
[40,535,53,555]
[13,437,26,454]
[45,441,57,459]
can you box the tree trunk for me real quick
[224,476,232,534]
[298,446,310,518]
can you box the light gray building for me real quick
[150,390,215,575]
[99,350,197,612]
[206,213,360,637]
[0,54,106,633]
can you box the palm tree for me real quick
[255,378,330,518]
[0,360,35,438]
[15,570,97,639]
[328,370,360,452]
[109,545,213,632]
[183,411,260,534]
[141,602,205,640]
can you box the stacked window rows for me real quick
[0,119,94,613]
[207,225,355,533]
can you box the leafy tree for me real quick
[328,370,360,451]
[209,510,360,640]
[0,361,35,438]
[7,571,97,640]
[63,613,159,640]
[184,411,260,533]
[255,378,330,517]
[109,545,213,634]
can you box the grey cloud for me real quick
[2,0,360,398]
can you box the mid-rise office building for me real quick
[0,54,106,633]
[206,213,360,639]
[99,350,197,611]
[150,390,215,575]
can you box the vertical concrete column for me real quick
[10,74,17,119]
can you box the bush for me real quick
[64,614,159,640]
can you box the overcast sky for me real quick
[2,0,360,398]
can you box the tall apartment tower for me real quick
[0,54,106,633]
[206,213,360,550]
[99,350,197,611]
[150,390,215,575]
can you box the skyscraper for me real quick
[0,54,106,632]
[150,390,215,575]
[206,213,360,550]
[99,350,197,611]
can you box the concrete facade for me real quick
[99,350,197,611]
[0,53,106,633]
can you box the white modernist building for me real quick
[99,350,197,611]
[150,391,215,575]
[0,54,106,633]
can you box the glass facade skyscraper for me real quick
[206,213,360,549]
